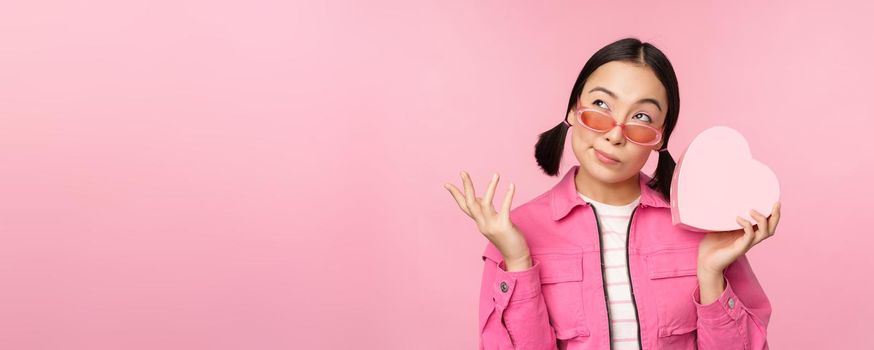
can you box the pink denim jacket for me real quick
[479,165,771,349]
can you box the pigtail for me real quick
[647,148,676,202]
[534,120,571,176]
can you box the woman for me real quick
[444,37,780,349]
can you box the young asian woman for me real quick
[445,37,781,350]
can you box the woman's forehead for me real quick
[583,61,667,105]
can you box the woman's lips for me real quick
[594,149,620,165]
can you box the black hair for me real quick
[534,37,680,202]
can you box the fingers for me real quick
[768,201,781,235]
[749,209,770,245]
[461,171,484,223]
[447,171,514,225]
[735,216,756,251]
[483,173,499,212]
[444,183,472,217]
[500,183,515,220]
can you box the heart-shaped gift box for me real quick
[670,126,781,232]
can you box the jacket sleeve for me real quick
[692,253,772,350]
[479,243,558,350]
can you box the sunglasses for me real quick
[571,105,663,147]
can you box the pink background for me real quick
[1,0,871,349]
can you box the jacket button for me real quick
[500,281,509,293]
[728,297,735,309]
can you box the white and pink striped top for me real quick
[578,192,641,350]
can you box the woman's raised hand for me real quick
[444,171,532,270]
[697,202,782,276]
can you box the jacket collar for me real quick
[550,165,670,221]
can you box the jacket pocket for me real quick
[534,251,591,340]
[645,244,699,338]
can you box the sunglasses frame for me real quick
[571,105,664,147]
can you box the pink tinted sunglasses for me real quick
[568,105,663,147]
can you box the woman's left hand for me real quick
[698,201,782,275]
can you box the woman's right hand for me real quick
[444,171,532,271]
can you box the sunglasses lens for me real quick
[578,110,661,145]
[625,124,658,144]
[580,111,614,131]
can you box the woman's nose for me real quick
[604,123,625,143]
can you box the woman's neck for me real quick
[574,167,641,206]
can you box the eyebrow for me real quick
[588,86,662,112]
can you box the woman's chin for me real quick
[588,159,645,183]
[581,162,621,181]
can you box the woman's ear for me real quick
[653,139,665,152]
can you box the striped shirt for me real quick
[578,192,641,350]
